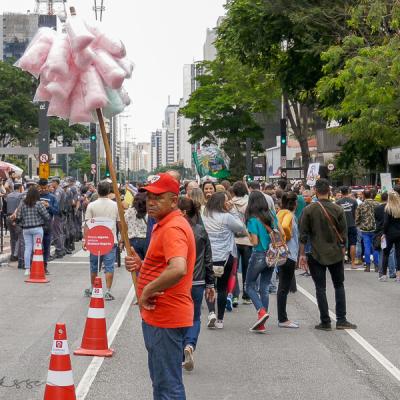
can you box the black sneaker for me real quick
[315,322,332,331]
[336,320,357,330]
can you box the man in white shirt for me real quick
[84,180,120,300]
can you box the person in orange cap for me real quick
[126,173,196,400]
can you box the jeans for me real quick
[129,237,147,260]
[90,245,117,273]
[184,285,205,350]
[382,237,400,275]
[23,227,44,269]
[277,259,296,323]
[379,247,396,276]
[237,244,252,299]
[308,255,347,324]
[245,251,274,312]
[142,320,187,400]
[356,228,363,259]
[361,232,379,266]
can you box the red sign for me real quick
[85,225,114,256]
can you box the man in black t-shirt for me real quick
[336,186,358,268]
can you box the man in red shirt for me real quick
[126,173,195,400]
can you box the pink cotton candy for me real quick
[72,46,95,70]
[116,57,134,78]
[33,80,52,102]
[65,15,95,53]
[81,66,108,112]
[93,49,126,89]
[47,96,71,120]
[86,22,126,58]
[41,34,71,80]
[46,64,79,101]
[69,81,95,125]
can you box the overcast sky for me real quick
[1,0,226,142]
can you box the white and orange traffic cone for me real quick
[44,323,76,400]
[74,277,113,357]
[25,235,49,283]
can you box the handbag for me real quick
[316,202,345,245]
[213,259,229,278]
[263,222,289,268]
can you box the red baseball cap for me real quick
[142,173,180,195]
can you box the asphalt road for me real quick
[1,250,400,400]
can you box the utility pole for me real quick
[280,118,287,180]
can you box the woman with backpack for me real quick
[15,186,50,277]
[245,191,279,333]
[277,191,299,328]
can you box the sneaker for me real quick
[104,291,115,301]
[84,288,92,297]
[250,308,269,331]
[353,258,363,265]
[278,321,299,329]
[336,320,357,330]
[250,323,266,333]
[232,297,239,308]
[215,320,224,329]
[183,345,194,371]
[207,312,217,328]
[24,269,30,276]
[242,298,252,305]
[44,268,50,275]
[378,275,388,282]
[315,322,332,331]
[389,274,397,279]
[226,295,233,312]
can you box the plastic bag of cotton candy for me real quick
[15,13,134,125]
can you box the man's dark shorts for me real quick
[348,226,357,247]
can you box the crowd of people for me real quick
[6,167,400,400]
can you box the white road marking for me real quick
[297,284,400,382]
[49,261,89,264]
[75,285,136,400]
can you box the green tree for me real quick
[0,60,38,147]
[180,57,277,179]
[217,0,353,175]
[69,145,91,180]
[317,1,400,171]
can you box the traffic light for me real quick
[105,167,110,178]
[90,133,96,141]
[280,118,287,179]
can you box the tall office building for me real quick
[1,13,57,61]
[163,104,180,165]
[151,129,163,170]
[132,142,151,172]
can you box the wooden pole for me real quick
[69,7,137,289]
[96,109,138,289]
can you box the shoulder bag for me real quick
[316,202,344,245]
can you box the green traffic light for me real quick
[281,137,286,144]
[90,135,96,141]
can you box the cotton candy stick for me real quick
[93,49,126,89]
[81,66,109,111]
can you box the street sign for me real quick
[40,153,49,163]
[39,162,50,179]
[327,163,335,171]
[281,171,287,178]
[85,225,114,256]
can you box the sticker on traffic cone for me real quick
[44,323,76,400]
[25,235,49,283]
[74,277,113,357]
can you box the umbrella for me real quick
[0,161,24,177]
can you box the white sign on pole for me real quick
[306,163,320,187]
[380,173,393,192]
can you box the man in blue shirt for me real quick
[38,179,59,274]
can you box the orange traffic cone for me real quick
[44,323,76,400]
[25,235,49,283]
[74,277,113,357]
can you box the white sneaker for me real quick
[215,320,224,329]
[183,345,194,371]
[378,275,388,282]
[24,269,30,276]
[207,312,217,328]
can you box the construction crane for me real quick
[93,0,105,21]
[34,0,67,16]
